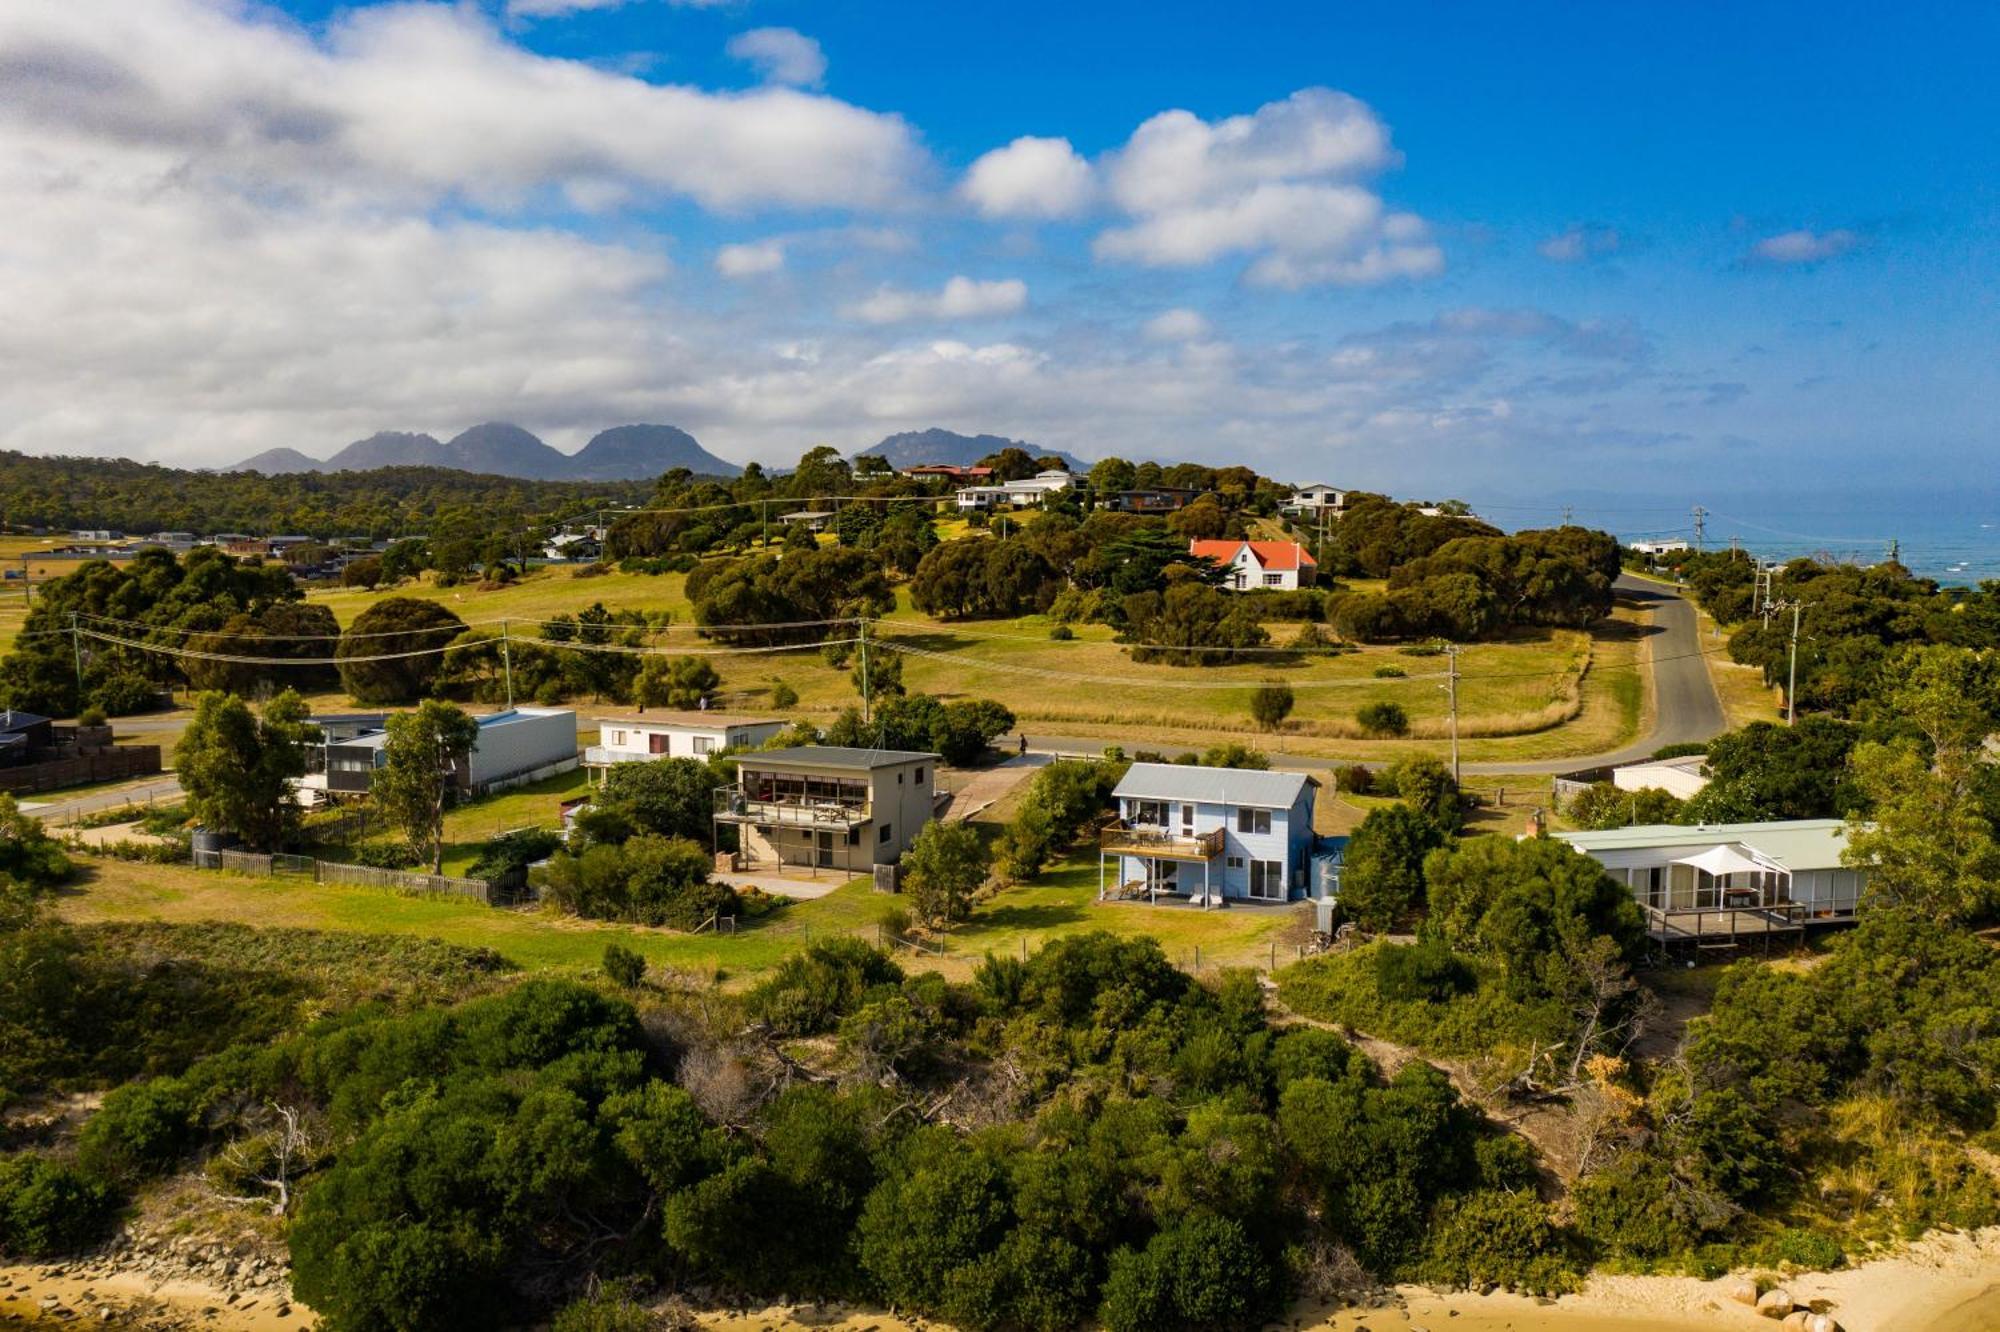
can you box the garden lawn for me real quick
[58,847,1303,986]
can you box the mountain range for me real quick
[228,423,1088,483]
[853,428,1089,473]
[229,423,739,481]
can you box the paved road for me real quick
[21,774,186,823]
[1022,574,1727,779]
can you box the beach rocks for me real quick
[1726,1278,1761,1305]
[1756,1287,1795,1317]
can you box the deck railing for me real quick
[1098,822,1226,860]
[713,787,871,829]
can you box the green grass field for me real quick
[293,564,1646,762]
[58,848,1303,985]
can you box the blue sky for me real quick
[0,0,1992,522]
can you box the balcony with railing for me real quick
[1098,821,1226,861]
[713,784,871,830]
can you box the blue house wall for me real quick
[1113,784,1319,901]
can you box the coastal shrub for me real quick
[1279,942,1567,1060]
[0,1153,115,1257]
[602,943,646,990]
[467,827,562,884]
[76,1076,201,1182]
[1570,1153,1709,1260]
[1356,700,1409,737]
[1099,1214,1279,1332]
[1415,1190,1579,1294]
[746,938,904,1036]
[1335,762,1374,795]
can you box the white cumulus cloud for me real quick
[1750,228,1860,265]
[0,0,920,214]
[715,240,787,277]
[1091,88,1440,287]
[960,136,1094,219]
[1143,309,1210,342]
[847,276,1029,324]
[725,27,827,89]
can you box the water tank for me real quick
[190,827,237,854]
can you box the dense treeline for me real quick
[0,547,320,717]
[1332,527,1621,642]
[1665,548,2000,715]
[0,452,643,537]
[4,922,1564,1329]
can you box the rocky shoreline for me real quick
[0,1227,302,1331]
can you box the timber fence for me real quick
[194,848,500,905]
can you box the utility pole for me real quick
[69,612,83,694]
[857,617,872,726]
[1785,601,1802,726]
[1691,505,1707,553]
[500,618,515,710]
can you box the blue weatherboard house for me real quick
[1099,763,1327,906]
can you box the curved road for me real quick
[1023,573,1727,777]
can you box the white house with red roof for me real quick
[1188,539,1318,591]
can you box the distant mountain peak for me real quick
[571,424,739,480]
[856,427,1088,472]
[227,446,322,476]
[226,422,739,481]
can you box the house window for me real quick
[1263,573,1284,586]
[1132,800,1167,826]
[879,823,893,844]
[1249,860,1284,900]
[693,736,714,755]
[1227,855,1245,869]
[610,730,625,746]
[1181,803,1194,833]
[847,826,861,846]
[914,766,925,783]
[898,772,905,784]
[648,733,670,754]
[1236,808,1271,835]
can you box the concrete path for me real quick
[716,869,849,900]
[941,751,1051,822]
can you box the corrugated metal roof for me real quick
[1555,818,1853,871]
[594,710,782,729]
[745,745,938,770]
[1113,762,1312,809]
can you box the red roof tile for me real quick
[1188,539,1318,571]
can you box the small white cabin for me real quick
[586,711,786,771]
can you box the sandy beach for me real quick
[2,1227,1993,1330]
[0,1265,307,1330]
[699,1227,2000,1332]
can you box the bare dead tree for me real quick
[210,1104,315,1216]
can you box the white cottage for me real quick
[1555,819,1866,942]
[586,711,786,772]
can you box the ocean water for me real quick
[1604,497,2000,585]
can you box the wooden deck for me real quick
[1645,902,1808,949]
